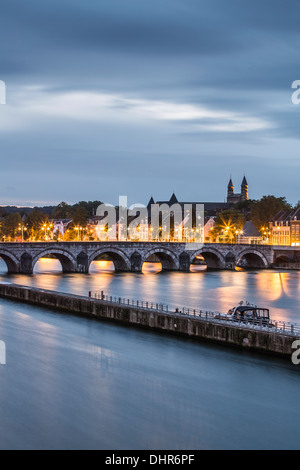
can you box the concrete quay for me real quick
[0,283,298,359]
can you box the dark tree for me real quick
[53,202,72,219]
[250,195,291,229]
[2,212,22,240]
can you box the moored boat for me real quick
[214,301,273,327]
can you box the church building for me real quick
[227,175,249,204]
[147,174,250,218]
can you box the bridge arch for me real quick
[236,249,269,269]
[88,247,131,272]
[273,253,294,265]
[142,248,179,271]
[190,247,225,270]
[32,248,76,273]
[0,249,19,273]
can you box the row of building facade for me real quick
[269,207,300,246]
[45,177,300,246]
[41,207,300,246]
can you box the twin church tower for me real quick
[227,175,248,204]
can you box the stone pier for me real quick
[0,283,298,359]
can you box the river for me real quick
[0,259,299,450]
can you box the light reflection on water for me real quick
[0,258,299,323]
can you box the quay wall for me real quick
[0,283,298,359]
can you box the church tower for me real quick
[241,175,248,201]
[227,177,234,202]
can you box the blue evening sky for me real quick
[0,0,299,207]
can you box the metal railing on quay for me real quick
[91,291,300,337]
[93,291,170,313]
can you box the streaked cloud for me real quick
[0,87,272,134]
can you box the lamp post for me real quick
[18,223,27,242]
[74,226,84,241]
[74,226,80,241]
[41,223,53,241]
[42,224,46,241]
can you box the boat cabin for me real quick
[230,305,270,321]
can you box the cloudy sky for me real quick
[0,0,299,207]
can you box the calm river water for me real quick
[0,259,299,450]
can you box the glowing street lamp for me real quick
[74,226,84,241]
[18,223,27,242]
[41,222,53,241]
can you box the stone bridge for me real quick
[0,241,298,274]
